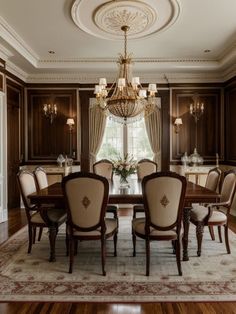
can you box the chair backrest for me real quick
[17,170,37,211]
[137,159,157,180]
[205,167,221,192]
[62,172,109,231]
[34,166,48,190]
[220,170,236,207]
[142,171,187,230]
[93,159,113,180]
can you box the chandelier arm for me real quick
[95,24,157,122]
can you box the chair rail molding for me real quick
[0,91,8,222]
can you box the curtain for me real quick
[89,99,107,170]
[144,98,161,170]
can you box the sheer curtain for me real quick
[89,99,107,170]
[144,98,161,170]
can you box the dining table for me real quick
[28,178,220,262]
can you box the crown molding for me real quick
[5,61,28,82]
[0,16,38,67]
[0,43,13,60]
[24,71,225,84]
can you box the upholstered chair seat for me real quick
[71,218,118,237]
[132,218,178,238]
[132,171,187,276]
[190,205,227,223]
[190,170,236,256]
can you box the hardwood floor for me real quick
[0,208,236,314]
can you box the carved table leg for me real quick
[49,225,57,262]
[182,207,190,261]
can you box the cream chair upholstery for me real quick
[93,159,118,219]
[205,167,222,192]
[62,172,118,275]
[17,170,66,254]
[136,159,157,180]
[132,171,187,276]
[133,159,157,219]
[34,166,48,190]
[93,159,114,180]
[190,170,236,256]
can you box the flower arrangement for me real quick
[112,154,137,185]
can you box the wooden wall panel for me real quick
[171,89,222,163]
[6,79,24,208]
[27,89,77,161]
[225,79,236,164]
[159,90,170,171]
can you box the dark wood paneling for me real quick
[27,89,77,161]
[171,89,222,163]
[6,79,24,208]
[225,79,236,164]
[159,90,170,171]
[79,90,94,172]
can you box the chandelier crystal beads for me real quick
[94,25,157,123]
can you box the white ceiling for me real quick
[0,0,236,83]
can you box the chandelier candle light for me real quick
[95,25,157,123]
[43,103,57,124]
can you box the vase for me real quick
[119,175,129,188]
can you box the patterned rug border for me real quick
[1,223,236,302]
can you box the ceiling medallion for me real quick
[71,0,180,40]
[94,1,156,37]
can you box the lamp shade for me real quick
[66,118,75,126]
[174,118,183,125]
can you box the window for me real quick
[97,118,153,161]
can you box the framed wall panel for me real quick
[27,89,77,161]
[171,88,222,163]
[225,80,236,164]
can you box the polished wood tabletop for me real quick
[28,178,219,206]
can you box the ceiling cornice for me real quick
[0,16,38,67]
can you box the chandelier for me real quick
[43,103,57,124]
[189,95,204,123]
[94,25,157,123]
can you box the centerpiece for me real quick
[112,154,137,187]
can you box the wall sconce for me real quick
[66,118,75,157]
[174,118,182,133]
[66,118,75,131]
[43,103,57,124]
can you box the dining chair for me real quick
[62,172,118,275]
[34,166,49,190]
[133,159,157,219]
[93,159,118,219]
[132,171,187,276]
[204,167,222,240]
[190,169,236,256]
[34,166,54,241]
[205,167,222,193]
[17,170,67,254]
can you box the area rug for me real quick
[0,216,236,302]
